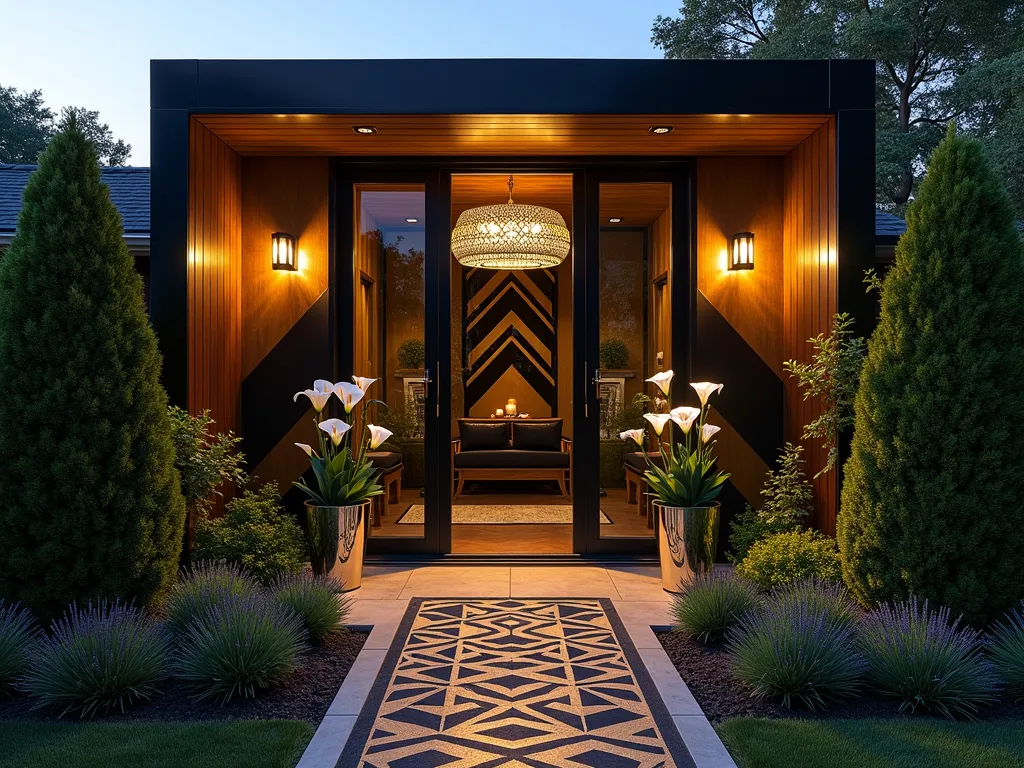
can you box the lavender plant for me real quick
[858,598,999,719]
[770,580,860,630]
[271,572,352,644]
[728,599,866,710]
[164,561,260,637]
[0,599,39,693]
[22,600,169,717]
[175,592,305,704]
[986,602,1024,699]
[671,570,759,644]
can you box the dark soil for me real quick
[0,630,367,726]
[658,630,1024,725]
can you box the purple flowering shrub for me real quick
[728,595,866,710]
[671,570,759,644]
[271,572,351,644]
[771,579,860,630]
[986,601,1024,699]
[175,592,305,704]
[22,600,168,717]
[164,561,260,637]
[0,599,39,692]
[858,598,999,718]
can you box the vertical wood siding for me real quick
[188,119,242,437]
[783,119,838,533]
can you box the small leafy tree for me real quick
[784,313,866,477]
[0,121,184,620]
[729,443,813,563]
[168,406,246,561]
[839,126,1024,624]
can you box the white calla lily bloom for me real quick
[670,406,701,434]
[293,388,332,413]
[352,376,377,392]
[690,381,724,406]
[701,424,721,444]
[619,428,645,446]
[314,379,334,393]
[295,442,314,457]
[645,370,675,396]
[334,382,365,413]
[318,418,351,446]
[643,413,673,436]
[367,424,393,450]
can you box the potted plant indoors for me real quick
[293,377,392,590]
[620,371,729,591]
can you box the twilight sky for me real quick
[5,0,675,164]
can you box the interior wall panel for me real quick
[783,119,838,534]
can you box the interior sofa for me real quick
[453,418,572,498]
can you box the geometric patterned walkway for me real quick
[338,598,694,767]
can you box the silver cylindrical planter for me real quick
[305,501,368,591]
[654,501,720,592]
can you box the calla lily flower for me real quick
[314,379,334,393]
[318,418,351,446]
[334,382,365,413]
[352,376,377,392]
[367,424,393,450]
[619,428,645,446]
[294,388,332,413]
[670,406,701,434]
[690,381,724,406]
[645,370,675,396]
[295,442,314,457]
[701,424,721,444]
[643,413,673,436]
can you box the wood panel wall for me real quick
[783,119,838,533]
[649,207,672,377]
[188,119,242,438]
[240,157,330,489]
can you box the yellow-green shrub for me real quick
[736,530,842,591]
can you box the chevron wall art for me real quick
[463,268,558,416]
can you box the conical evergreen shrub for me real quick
[0,121,185,621]
[838,126,1024,624]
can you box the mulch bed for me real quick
[658,630,1024,725]
[0,630,367,727]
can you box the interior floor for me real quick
[369,487,653,553]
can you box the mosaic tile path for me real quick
[338,598,694,768]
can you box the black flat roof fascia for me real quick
[151,58,874,115]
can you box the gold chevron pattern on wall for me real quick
[463,268,558,417]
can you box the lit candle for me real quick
[496,408,504,417]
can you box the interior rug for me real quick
[395,504,612,525]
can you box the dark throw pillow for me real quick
[459,421,509,451]
[512,420,562,451]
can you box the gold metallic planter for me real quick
[653,501,720,592]
[305,501,369,591]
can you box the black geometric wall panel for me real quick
[463,268,557,413]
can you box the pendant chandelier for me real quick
[451,175,571,270]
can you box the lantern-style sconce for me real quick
[272,232,297,271]
[729,232,754,271]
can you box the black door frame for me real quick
[333,157,694,557]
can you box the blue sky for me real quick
[5,0,676,164]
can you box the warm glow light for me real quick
[405,218,419,223]
[353,125,377,134]
[608,217,622,223]
[648,126,674,134]
[272,232,297,271]
[729,232,754,271]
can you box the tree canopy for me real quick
[0,83,131,166]
[652,0,1024,215]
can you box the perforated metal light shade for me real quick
[451,202,571,270]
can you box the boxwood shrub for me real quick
[735,530,842,591]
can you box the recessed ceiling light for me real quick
[405,218,419,223]
[353,125,378,134]
[608,217,622,223]
[648,125,674,134]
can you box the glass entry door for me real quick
[337,169,445,555]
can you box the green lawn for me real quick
[718,718,1024,768]
[0,720,313,768]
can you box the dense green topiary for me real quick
[838,126,1024,624]
[736,530,842,591]
[0,121,185,621]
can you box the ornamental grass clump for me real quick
[771,580,860,630]
[988,602,1024,698]
[670,570,759,644]
[858,598,999,719]
[728,598,865,710]
[0,599,39,693]
[175,593,305,704]
[164,561,260,637]
[271,572,352,644]
[22,600,168,718]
